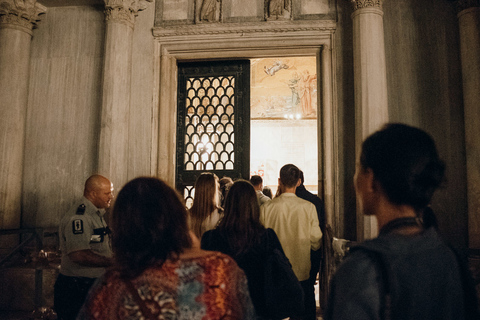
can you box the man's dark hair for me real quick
[279,164,301,188]
[250,175,263,187]
[299,170,305,185]
[360,123,445,210]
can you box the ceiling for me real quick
[40,0,102,7]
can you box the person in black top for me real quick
[295,170,326,318]
[202,179,301,319]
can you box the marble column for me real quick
[457,0,480,249]
[99,0,152,189]
[350,0,389,241]
[0,0,46,232]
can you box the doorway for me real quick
[154,25,337,233]
[250,56,318,196]
[176,57,319,201]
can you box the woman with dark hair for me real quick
[189,172,223,238]
[201,180,303,319]
[219,176,234,208]
[325,123,479,320]
[78,177,255,320]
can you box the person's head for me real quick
[298,170,305,185]
[190,172,220,237]
[355,123,445,215]
[193,172,219,206]
[217,180,264,255]
[250,175,263,191]
[84,175,114,209]
[279,164,301,191]
[219,176,233,191]
[111,177,192,278]
[262,186,273,199]
[219,176,233,206]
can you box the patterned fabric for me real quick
[79,251,256,320]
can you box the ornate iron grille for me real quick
[176,61,250,196]
[184,76,235,171]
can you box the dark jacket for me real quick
[325,227,479,320]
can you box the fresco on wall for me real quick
[251,57,317,119]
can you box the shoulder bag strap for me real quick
[125,279,156,320]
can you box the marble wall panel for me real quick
[162,0,189,20]
[300,0,330,15]
[383,0,467,249]
[23,6,105,228]
[230,0,259,17]
[128,2,156,181]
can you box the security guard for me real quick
[54,175,114,320]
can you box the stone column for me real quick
[99,0,152,189]
[0,0,46,232]
[351,0,389,241]
[457,0,480,249]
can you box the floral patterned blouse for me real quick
[78,251,256,320]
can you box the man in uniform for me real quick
[54,175,115,320]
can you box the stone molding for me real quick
[153,20,336,38]
[104,0,152,27]
[350,0,383,11]
[458,0,480,11]
[0,0,46,34]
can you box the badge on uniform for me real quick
[72,219,84,234]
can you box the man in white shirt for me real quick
[260,164,322,320]
[250,175,271,206]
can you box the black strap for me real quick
[125,280,156,320]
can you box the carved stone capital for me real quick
[104,0,152,27]
[0,0,46,34]
[350,0,384,11]
[458,0,480,11]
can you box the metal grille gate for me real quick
[176,60,250,206]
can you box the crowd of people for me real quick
[54,123,479,320]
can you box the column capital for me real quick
[103,0,152,28]
[458,0,480,11]
[350,0,384,11]
[0,0,46,34]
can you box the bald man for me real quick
[54,175,114,320]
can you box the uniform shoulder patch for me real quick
[72,219,84,234]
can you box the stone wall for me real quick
[18,0,469,248]
[22,4,156,229]
[383,0,467,249]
